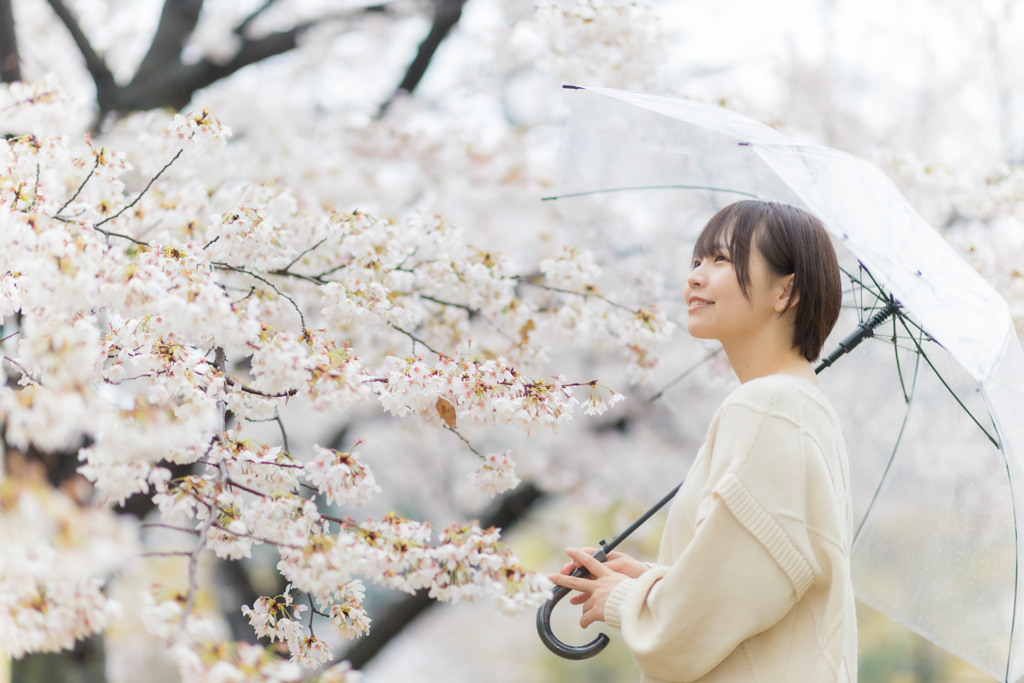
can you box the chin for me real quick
[686,321,715,340]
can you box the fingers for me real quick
[560,561,575,576]
[565,547,608,577]
[579,598,597,629]
[547,572,596,594]
[569,592,587,605]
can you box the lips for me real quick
[688,297,713,310]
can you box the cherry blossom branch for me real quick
[318,512,360,530]
[513,275,636,313]
[93,227,148,246]
[211,262,307,333]
[53,158,99,218]
[212,522,302,550]
[243,410,291,452]
[0,89,59,113]
[233,285,256,303]
[281,237,327,271]
[25,164,41,212]
[2,356,39,384]
[104,371,161,385]
[0,330,21,344]
[419,295,516,343]
[648,347,723,402]
[142,551,192,558]
[309,260,351,280]
[224,477,270,498]
[223,374,298,398]
[389,323,440,355]
[178,445,227,637]
[420,295,478,317]
[95,149,183,228]
[142,523,199,535]
[445,425,483,459]
[267,268,326,285]
[307,593,317,636]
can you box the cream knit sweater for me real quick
[604,374,857,683]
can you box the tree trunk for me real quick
[0,0,20,83]
[11,634,105,683]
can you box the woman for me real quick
[549,200,856,683]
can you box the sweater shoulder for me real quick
[722,374,837,425]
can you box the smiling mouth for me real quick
[689,300,713,309]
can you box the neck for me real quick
[720,326,817,385]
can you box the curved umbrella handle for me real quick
[536,547,610,659]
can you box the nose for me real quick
[687,262,705,292]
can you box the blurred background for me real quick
[2,0,1024,681]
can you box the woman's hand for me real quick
[559,547,650,580]
[548,547,632,628]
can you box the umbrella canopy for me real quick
[549,85,1024,682]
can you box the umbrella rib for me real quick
[852,355,919,546]
[539,185,763,201]
[895,314,1000,449]
[895,313,938,344]
[892,317,910,404]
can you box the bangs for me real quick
[692,211,738,261]
[691,202,765,296]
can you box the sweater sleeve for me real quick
[604,385,819,682]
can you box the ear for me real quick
[774,274,798,313]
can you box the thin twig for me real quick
[96,149,183,228]
[274,412,290,453]
[142,551,192,558]
[93,227,149,246]
[309,262,350,280]
[54,158,99,218]
[648,348,724,402]
[318,512,358,529]
[233,285,256,304]
[212,523,302,550]
[283,238,327,271]
[225,477,269,498]
[3,356,39,384]
[0,330,21,344]
[212,262,306,332]
[419,295,478,316]
[242,410,291,453]
[445,425,484,459]
[177,429,225,637]
[389,323,440,355]
[513,276,637,313]
[267,268,327,285]
[27,164,41,212]
[142,523,200,535]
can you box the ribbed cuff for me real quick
[604,577,636,630]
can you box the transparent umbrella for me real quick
[537,85,1024,682]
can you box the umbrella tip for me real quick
[562,84,584,90]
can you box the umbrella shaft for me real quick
[816,300,900,374]
[599,483,683,554]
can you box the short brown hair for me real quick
[692,200,841,361]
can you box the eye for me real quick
[715,254,730,262]
[692,258,701,269]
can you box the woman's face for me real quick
[683,236,789,344]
